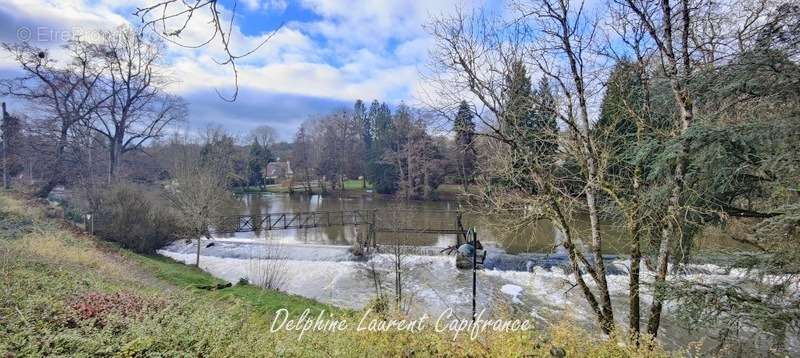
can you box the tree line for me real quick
[290,100,476,200]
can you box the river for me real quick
[158,192,786,352]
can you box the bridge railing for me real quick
[214,209,376,233]
[213,209,467,237]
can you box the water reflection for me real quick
[224,193,633,254]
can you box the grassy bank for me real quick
[0,192,665,357]
[233,180,469,199]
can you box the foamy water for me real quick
[158,239,798,352]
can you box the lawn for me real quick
[343,179,370,190]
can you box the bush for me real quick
[67,292,166,328]
[94,183,184,253]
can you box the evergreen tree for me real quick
[504,62,559,161]
[365,100,382,185]
[370,102,398,194]
[247,139,270,187]
[453,100,476,188]
[354,99,370,187]
[503,60,535,140]
[531,77,559,159]
[596,60,647,157]
[501,61,539,192]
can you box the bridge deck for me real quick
[214,209,466,236]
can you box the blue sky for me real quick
[0,0,487,140]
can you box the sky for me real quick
[0,0,487,140]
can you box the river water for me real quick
[158,193,786,352]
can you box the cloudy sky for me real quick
[0,0,486,140]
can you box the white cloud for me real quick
[266,0,289,13]
[239,0,289,13]
[1,0,490,131]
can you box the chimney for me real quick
[1,102,6,117]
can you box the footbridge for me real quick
[214,209,471,246]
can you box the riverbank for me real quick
[232,180,473,201]
[0,192,664,356]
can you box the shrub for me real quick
[247,244,289,291]
[94,183,184,253]
[0,211,33,240]
[67,292,166,328]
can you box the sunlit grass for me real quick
[128,253,337,318]
[342,179,370,190]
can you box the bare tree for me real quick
[247,240,289,291]
[427,2,618,333]
[89,26,186,182]
[616,0,699,338]
[249,125,278,150]
[1,41,113,198]
[516,0,617,332]
[291,123,315,192]
[163,141,239,266]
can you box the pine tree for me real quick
[504,62,559,160]
[453,100,476,188]
[247,139,268,187]
[354,100,370,188]
[501,61,538,192]
[596,60,646,156]
[503,60,536,141]
[370,102,398,194]
[531,77,559,160]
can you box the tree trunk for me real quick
[646,153,687,336]
[37,126,69,198]
[629,130,646,342]
[628,221,642,340]
[108,135,123,183]
[3,135,8,190]
[560,14,616,332]
[545,183,613,333]
[647,62,694,338]
[585,185,615,332]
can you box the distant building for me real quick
[265,161,293,181]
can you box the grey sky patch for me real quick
[183,87,352,140]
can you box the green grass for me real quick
[231,185,276,193]
[128,253,337,317]
[343,179,370,190]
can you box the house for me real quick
[265,160,293,181]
